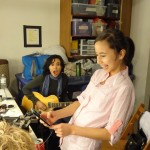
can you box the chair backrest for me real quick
[101,103,149,150]
[144,140,150,150]
[121,103,145,140]
[121,103,150,150]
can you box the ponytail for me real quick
[124,37,135,80]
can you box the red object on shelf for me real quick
[89,0,96,4]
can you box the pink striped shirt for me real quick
[60,68,135,150]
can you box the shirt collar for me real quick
[95,67,129,86]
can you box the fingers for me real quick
[39,105,47,111]
[36,101,47,110]
[40,112,47,118]
[40,113,52,123]
[51,124,65,136]
[47,111,53,118]
[51,124,63,137]
[55,131,63,137]
[50,124,59,130]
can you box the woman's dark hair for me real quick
[95,29,135,80]
[43,54,65,76]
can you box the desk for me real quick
[15,73,91,103]
[0,88,37,140]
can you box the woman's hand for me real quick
[51,123,73,138]
[35,101,47,111]
[40,110,59,127]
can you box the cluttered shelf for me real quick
[60,0,132,58]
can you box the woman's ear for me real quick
[119,49,126,60]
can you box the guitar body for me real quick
[22,92,59,111]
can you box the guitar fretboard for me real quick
[48,102,72,108]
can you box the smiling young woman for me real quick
[40,29,135,150]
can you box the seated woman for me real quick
[22,54,70,150]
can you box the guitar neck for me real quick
[48,102,72,108]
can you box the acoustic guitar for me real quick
[21,92,72,111]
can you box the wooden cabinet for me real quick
[60,0,132,58]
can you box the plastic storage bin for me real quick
[80,39,95,56]
[96,5,107,16]
[72,3,97,16]
[72,21,92,36]
[106,3,120,18]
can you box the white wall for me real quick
[130,0,150,110]
[0,0,60,94]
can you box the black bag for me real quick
[125,129,147,150]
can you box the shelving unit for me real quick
[60,0,132,59]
